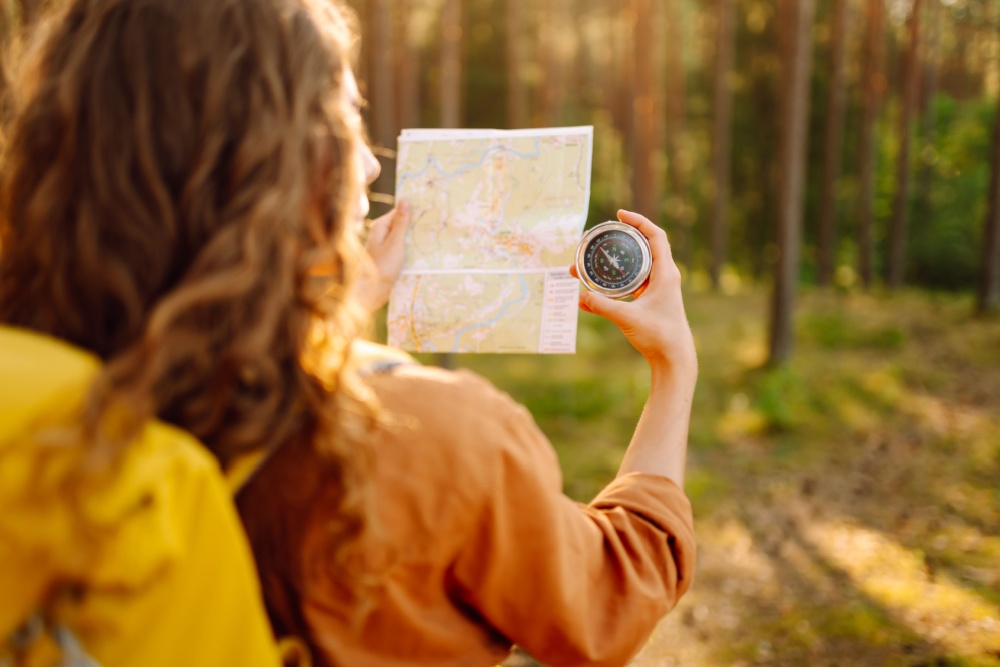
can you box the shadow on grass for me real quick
[450,287,1000,667]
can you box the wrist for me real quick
[648,355,698,395]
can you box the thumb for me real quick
[579,289,627,324]
[388,201,412,241]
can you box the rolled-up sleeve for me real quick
[449,386,696,667]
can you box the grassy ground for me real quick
[408,284,1000,667]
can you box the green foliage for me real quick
[907,96,994,290]
[750,365,802,433]
[800,311,906,350]
[371,0,1000,292]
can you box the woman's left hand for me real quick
[353,202,412,313]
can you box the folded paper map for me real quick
[386,126,594,354]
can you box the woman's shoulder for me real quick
[366,361,545,456]
[362,355,563,521]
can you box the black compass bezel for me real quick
[575,221,652,299]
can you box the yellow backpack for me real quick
[0,326,283,667]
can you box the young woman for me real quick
[0,1,698,666]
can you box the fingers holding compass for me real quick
[616,209,681,290]
[576,210,695,372]
[617,209,675,266]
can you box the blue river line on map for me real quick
[412,274,532,353]
[396,140,542,188]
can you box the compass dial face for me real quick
[576,222,652,298]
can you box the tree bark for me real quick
[610,8,634,155]
[18,0,37,25]
[979,91,1000,315]
[916,0,940,223]
[710,0,735,290]
[505,0,528,128]
[439,0,462,129]
[886,0,922,289]
[768,0,816,367]
[856,0,885,290]
[664,0,692,267]
[540,0,569,126]
[630,0,663,226]
[396,0,421,130]
[816,0,853,287]
[367,0,396,214]
[2,1,13,44]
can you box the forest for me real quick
[2,0,999,665]
[349,1,1000,664]
[344,0,1000,339]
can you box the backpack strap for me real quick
[4,613,102,667]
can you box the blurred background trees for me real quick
[3,0,999,330]
[339,0,1000,332]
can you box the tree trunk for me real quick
[664,0,692,267]
[440,0,462,129]
[367,0,396,216]
[768,0,816,367]
[2,1,13,44]
[979,92,1000,315]
[611,8,634,155]
[396,0,421,130]
[630,0,663,226]
[18,0,37,25]
[505,0,528,128]
[886,0,922,289]
[540,0,569,126]
[856,0,885,290]
[916,0,940,224]
[816,0,853,287]
[709,0,735,289]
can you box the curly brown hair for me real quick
[0,0,377,648]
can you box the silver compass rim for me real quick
[575,221,652,299]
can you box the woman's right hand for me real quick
[570,210,697,384]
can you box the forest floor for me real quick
[436,285,1000,667]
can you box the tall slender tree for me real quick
[396,0,421,130]
[440,0,462,129]
[367,0,396,213]
[630,0,663,225]
[505,0,528,128]
[915,0,941,227]
[1,1,12,45]
[857,0,886,289]
[709,0,735,289]
[887,0,922,289]
[610,7,634,155]
[816,0,853,287]
[18,0,37,25]
[664,0,691,266]
[540,0,570,126]
[768,0,816,366]
[979,88,1000,315]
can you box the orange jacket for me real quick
[245,356,696,667]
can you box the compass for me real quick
[576,221,652,299]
